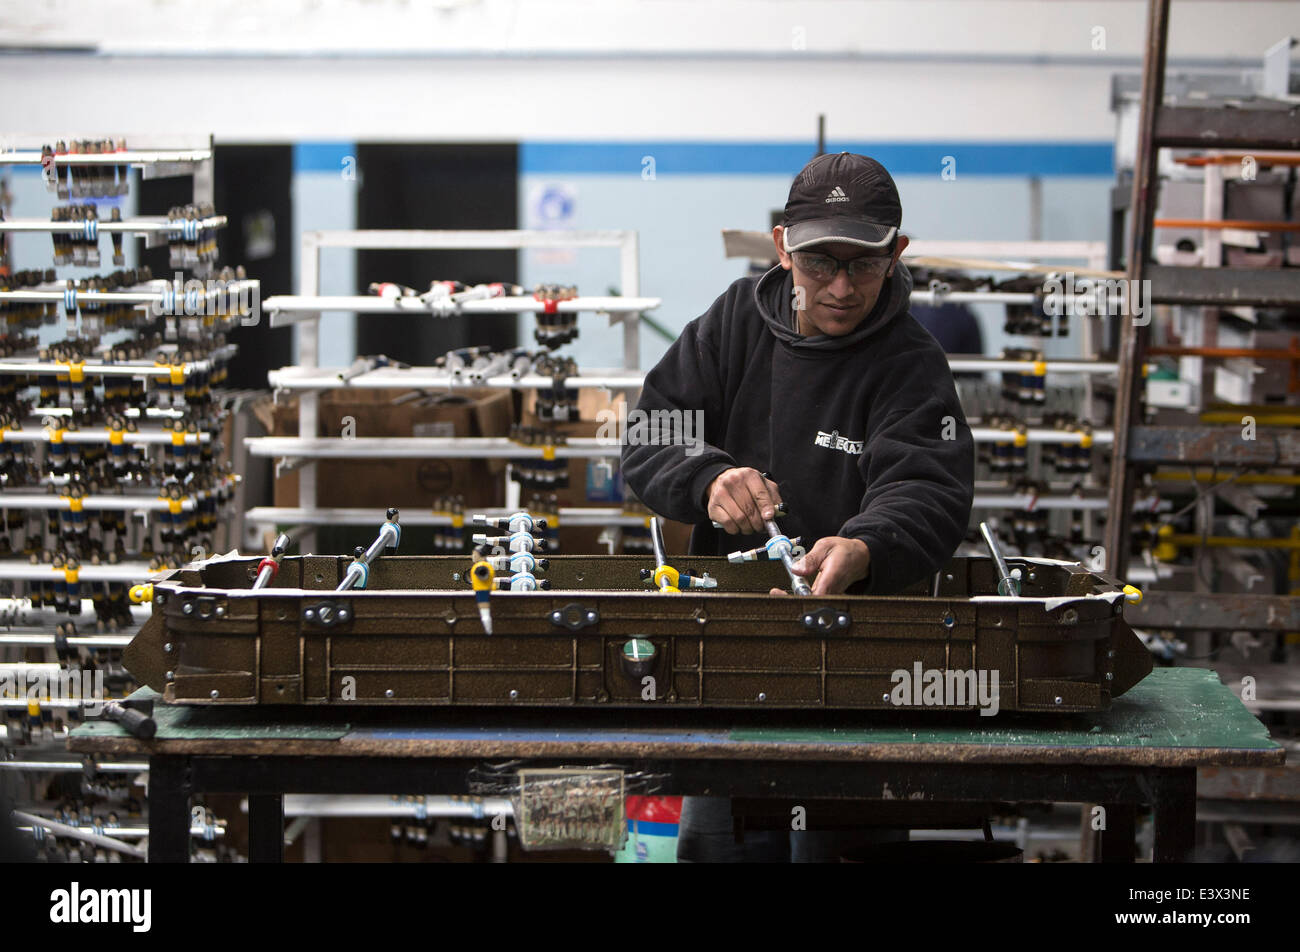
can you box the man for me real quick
[621,152,975,861]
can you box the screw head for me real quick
[154,593,166,605]
[182,602,194,615]
[305,609,316,620]
[210,689,219,699]
[802,614,814,626]
[214,605,225,617]
[451,573,462,582]
[163,643,172,653]
[165,671,174,681]
[944,573,954,582]
[585,612,596,622]
[1105,672,1114,681]
[757,692,767,702]
[837,615,849,626]
[550,612,562,623]
[509,689,519,700]
[942,613,955,628]
[385,689,394,698]
[338,609,349,621]
[1054,696,1063,706]
[882,693,891,703]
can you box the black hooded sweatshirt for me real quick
[620,262,975,595]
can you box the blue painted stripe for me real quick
[627,820,679,837]
[522,141,1113,177]
[294,142,357,174]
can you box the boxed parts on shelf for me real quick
[264,387,513,509]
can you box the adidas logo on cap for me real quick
[824,186,850,204]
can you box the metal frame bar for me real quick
[144,753,1196,864]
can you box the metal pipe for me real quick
[336,509,400,592]
[252,533,291,589]
[11,810,146,859]
[649,516,668,570]
[979,522,1021,596]
[764,519,811,596]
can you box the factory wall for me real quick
[5,0,1292,367]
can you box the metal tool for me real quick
[337,508,401,591]
[979,521,1021,596]
[98,698,156,739]
[712,491,808,595]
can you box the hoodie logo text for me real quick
[813,428,863,455]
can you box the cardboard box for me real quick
[267,388,513,510]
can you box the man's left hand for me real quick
[769,537,871,596]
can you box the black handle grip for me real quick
[102,700,156,740]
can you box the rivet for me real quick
[1107,649,1116,659]
[154,593,166,605]
[339,610,349,621]
[165,671,174,680]
[802,614,814,626]
[452,573,462,582]
[163,643,173,653]
[305,609,316,620]
[509,689,518,700]
[837,615,849,627]
[942,613,955,628]
[944,574,954,582]
[1054,696,1063,706]
[210,689,219,699]
[882,693,891,703]
[585,612,596,622]
[1105,672,1114,681]
[215,605,225,617]
[697,616,707,625]
[385,689,394,698]
[182,603,194,615]
[757,692,767,702]
[550,612,562,624]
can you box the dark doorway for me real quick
[354,144,519,363]
[136,145,294,390]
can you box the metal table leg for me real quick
[1149,768,1197,863]
[1098,803,1137,863]
[248,794,285,863]
[147,756,192,863]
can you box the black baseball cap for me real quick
[782,152,901,253]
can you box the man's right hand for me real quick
[706,467,782,535]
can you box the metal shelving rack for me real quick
[0,137,251,859]
[1104,4,1300,580]
[1099,0,1300,857]
[246,229,659,551]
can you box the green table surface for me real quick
[69,667,1283,767]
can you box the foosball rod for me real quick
[337,508,401,591]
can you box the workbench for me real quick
[68,667,1283,863]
